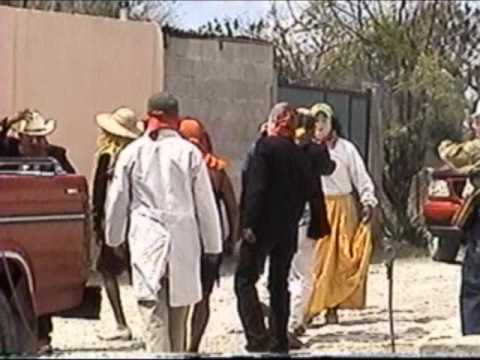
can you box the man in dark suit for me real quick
[235,102,320,353]
[0,109,75,174]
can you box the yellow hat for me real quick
[311,103,334,120]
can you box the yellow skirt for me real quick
[306,194,372,318]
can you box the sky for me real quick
[175,0,273,30]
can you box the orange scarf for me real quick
[179,118,227,171]
[145,114,178,133]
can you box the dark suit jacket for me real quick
[241,135,319,252]
[301,142,336,239]
[0,123,76,174]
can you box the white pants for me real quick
[137,286,189,353]
[288,225,315,331]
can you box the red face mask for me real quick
[268,108,297,140]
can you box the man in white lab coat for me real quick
[105,92,222,353]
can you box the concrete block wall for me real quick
[164,34,275,193]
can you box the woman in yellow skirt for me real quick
[305,103,378,325]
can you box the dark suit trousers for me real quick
[234,238,295,353]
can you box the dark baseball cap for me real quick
[147,92,179,114]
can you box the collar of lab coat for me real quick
[145,129,180,141]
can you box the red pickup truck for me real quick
[0,157,101,354]
[423,168,467,263]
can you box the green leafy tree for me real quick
[293,0,479,245]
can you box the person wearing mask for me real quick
[92,107,143,341]
[178,117,239,352]
[235,102,320,353]
[289,107,336,338]
[305,102,377,326]
[104,93,222,352]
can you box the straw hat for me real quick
[95,107,143,139]
[13,110,56,137]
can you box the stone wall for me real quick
[164,33,275,192]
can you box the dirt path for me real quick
[41,257,463,357]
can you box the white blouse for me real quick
[321,137,378,208]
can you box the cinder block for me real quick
[167,36,189,58]
[200,38,221,61]
[219,41,238,63]
[231,80,250,100]
[173,57,196,78]
[242,84,264,101]
[250,44,274,65]
[182,38,205,60]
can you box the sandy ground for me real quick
[40,255,466,358]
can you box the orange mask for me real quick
[179,118,227,171]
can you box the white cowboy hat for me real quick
[13,110,56,137]
[95,107,143,139]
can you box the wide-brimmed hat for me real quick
[13,110,56,137]
[96,107,143,139]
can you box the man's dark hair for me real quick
[147,92,179,115]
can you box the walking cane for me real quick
[384,238,396,354]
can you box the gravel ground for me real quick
[41,255,465,358]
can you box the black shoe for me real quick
[288,332,304,350]
[270,345,290,354]
[325,308,339,325]
[293,324,307,337]
[246,343,269,353]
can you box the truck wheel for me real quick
[0,290,19,355]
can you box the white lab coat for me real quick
[105,130,222,307]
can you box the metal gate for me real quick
[276,81,372,159]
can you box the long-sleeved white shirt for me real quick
[104,130,222,306]
[321,137,378,208]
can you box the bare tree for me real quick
[0,0,179,25]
